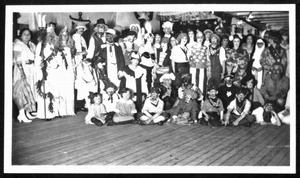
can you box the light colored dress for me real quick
[113,98,137,122]
[13,39,36,111]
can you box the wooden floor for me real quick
[12,111,290,166]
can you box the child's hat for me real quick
[160,73,175,82]
[162,21,173,29]
[207,85,218,93]
[130,51,140,60]
[106,29,116,36]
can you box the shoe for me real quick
[158,121,164,126]
[25,111,36,120]
[139,121,147,125]
[17,110,32,123]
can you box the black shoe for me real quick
[139,121,147,125]
[45,118,53,121]
[158,121,164,126]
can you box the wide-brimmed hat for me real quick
[203,29,213,36]
[159,73,175,82]
[94,18,107,27]
[106,29,116,36]
[75,22,87,31]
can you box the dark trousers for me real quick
[229,114,256,127]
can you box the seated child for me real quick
[169,89,199,124]
[85,92,107,127]
[200,85,224,127]
[108,88,137,125]
[224,88,256,127]
[102,82,120,123]
[252,103,281,126]
[138,87,167,126]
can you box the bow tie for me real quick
[108,96,113,103]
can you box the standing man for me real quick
[95,29,125,90]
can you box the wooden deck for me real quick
[12,111,290,166]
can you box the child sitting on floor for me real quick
[108,88,137,126]
[169,89,199,125]
[85,92,107,127]
[200,85,224,127]
[137,87,168,126]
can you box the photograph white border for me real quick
[4,4,296,174]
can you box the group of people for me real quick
[12,16,290,127]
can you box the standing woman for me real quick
[13,28,37,122]
[186,29,196,50]
[242,34,255,74]
[55,26,76,116]
[188,30,208,94]
[170,33,189,87]
[251,38,265,89]
[226,34,249,75]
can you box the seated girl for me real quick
[85,92,107,127]
[102,81,120,123]
[137,87,167,126]
[108,88,137,126]
[200,85,224,127]
[169,89,199,124]
[157,73,178,110]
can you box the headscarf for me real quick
[252,39,265,69]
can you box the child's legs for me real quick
[153,115,166,123]
[238,114,256,126]
[140,115,150,121]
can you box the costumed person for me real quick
[217,73,239,113]
[242,34,255,74]
[207,33,222,86]
[120,30,139,66]
[35,24,60,119]
[252,103,281,126]
[55,26,76,116]
[177,74,203,107]
[72,22,88,111]
[108,88,137,126]
[169,36,177,50]
[226,34,249,75]
[118,52,148,112]
[224,88,256,127]
[137,87,167,126]
[95,29,125,88]
[280,31,289,77]
[134,12,153,34]
[74,59,98,111]
[200,85,224,127]
[153,33,162,49]
[102,81,120,124]
[219,34,230,76]
[162,21,173,39]
[85,92,107,127]
[277,90,290,125]
[203,29,213,48]
[251,38,265,89]
[13,28,37,122]
[186,29,196,50]
[157,73,177,110]
[86,18,108,60]
[129,24,143,47]
[188,30,208,94]
[233,65,247,87]
[170,32,190,87]
[138,33,156,91]
[260,32,287,82]
[154,37,172,86]
[169,89,199,125]
[260,62,289,113]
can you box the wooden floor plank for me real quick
[242,126,289,166]
[127,125,218,165]
[30,124,148,165]
[190,125,265,166]
[62,124,175,165]
[230,125,287,166]
[174,125,263,166]
[206,125,273,166]
[114,125,206,165]
[267,146,290,166]
[147,126,233,166]
[255,129,290,166]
